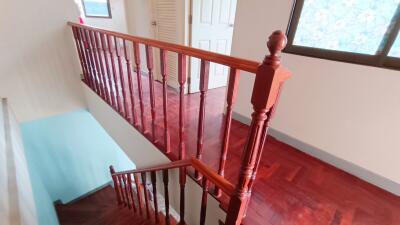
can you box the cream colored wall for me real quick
[80,0,128,33]
[1,99,38,225]
[231,0,400,190]
[0,0,85,122]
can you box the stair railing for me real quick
[69,22,291,225]
[110,158,235,225]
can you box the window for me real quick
[82,0,112,18]
[285,0,400,70]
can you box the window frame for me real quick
[284,0,400,71]
[82,0,112,19]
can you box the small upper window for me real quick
[82,0,112,18]
[285,0,400,70]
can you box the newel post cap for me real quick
[251,31,289,110]
[265,30,287,66]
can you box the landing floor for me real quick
[124,79,400,225]
[89,69,400,225]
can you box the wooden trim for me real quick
[68,22,259,73]
[191,159,235,196]
[284,0,400,71]
[113,159,192,175]
[81,0,112,19]
[113,158,235,196]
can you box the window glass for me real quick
[83,0,111,18]
[388,33,400,57]
[293,0,399,55]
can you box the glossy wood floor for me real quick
[87,72,400,225]
[56,186,178,225]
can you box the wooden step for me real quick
[56,185,181,225]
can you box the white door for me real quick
[189,0,237,93]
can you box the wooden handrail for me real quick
[67,22,260,73]
[112,158,234,196]
[113,159,192,175]
[192,159,235,196]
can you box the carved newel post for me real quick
[225,31,291,225]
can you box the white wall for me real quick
[231,0,400,192]
[82,83,226,225]
[79,0,128,33]
[1,99,38,225]
[0,0,85,122]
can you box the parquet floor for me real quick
[82,69,400,225]
[56,186,177,225]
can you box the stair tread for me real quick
[56,185,177,225]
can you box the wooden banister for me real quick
[72,23,292,225]
[113,159,192,176]
[112,158,235,196]
[191,159,235,196]
[68,22,259,73]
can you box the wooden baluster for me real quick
[88,30,105,99]
[162,170,170,225]
[177,53,187,225]
[123,175,130,206]
[127,173,137,213]
[118,175,127,206]
[195,60,210,179]
[177,53,187,161]
[134,173,144,215]
[81,28,94,91]
[151,171,160,224]
[83,29,99,94]
[215,68,240,197]
[133,42,147,132]
[141,172,151,219]
[124,40,138,126]
[109,166,122,205]
[100,33,116,108]
[145,45,157,141]
[225,31,291,225]
[122,174,132,209]
[160,49,171,153]
[200,178,210,225]
[107,34,123,113]
[94,31,110,103]
[114,37,128,117]
[71,27,89,85]
[179,166,186,225]
[77,28,93,88]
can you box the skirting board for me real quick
[232,111,400,196]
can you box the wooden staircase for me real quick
[56,186,179,225]
[68,21,291,225]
